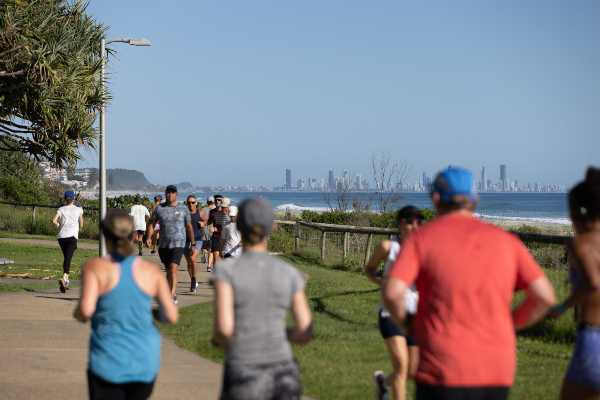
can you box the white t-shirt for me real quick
[222,221,242,258]
[376,238,419,317]
[57,205,83,239]
[129,204,150,231]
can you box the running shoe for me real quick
[373,371,390,400]
[207,266,212,272]
[201,253,206,263]
[191,278,197,293]
[173,295,178,304]
[58,279,66,293]
[65,280,71,290]
[139,250,143,256]
[151,249,156,255]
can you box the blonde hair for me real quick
[101,210,134,255]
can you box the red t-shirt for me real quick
[388,213,544,387]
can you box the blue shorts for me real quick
[378,312,417,346]
[185,241,203,253]
[565,325,600,391]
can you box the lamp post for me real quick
[99,38,151,257]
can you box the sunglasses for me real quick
[188,201,196,204]
[216,199,222,202]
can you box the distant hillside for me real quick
[176,182,194,190]
[91,168,152,189]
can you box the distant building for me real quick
[481,167,486,191]
[500,165,507,190]
[319,179,325,189]
[328,170,334,189]
[286,168,292,190]
[297,179,303,189]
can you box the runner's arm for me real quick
[198,209,207,228]
[382,277,408,326]
[513,275,555,330]
[74,261,100,322]
[153,265,178,324]
[79,214,83,228]
[146,222,155,248]
[286,289,313,344]
[558,238,600,311]
[52,212,60,227]
[364,240,391,287]
[213,280,234,347]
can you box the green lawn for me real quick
[0,230,99,244]
[0,281,80,293]
[0,240,97,280]
[159,253,574,400]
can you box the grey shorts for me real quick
[220,358,301,400]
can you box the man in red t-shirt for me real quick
[383,167,555,400]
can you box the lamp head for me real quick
[124,38,151,46]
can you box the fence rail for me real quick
[274,220,574,264]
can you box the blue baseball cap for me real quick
[64,190,75,199]
[432,167,479,204]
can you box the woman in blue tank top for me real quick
[74,210,179,400]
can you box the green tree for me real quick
[88,168,98,184]
[108,172,115,186]
[0,0,110,167]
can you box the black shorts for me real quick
[379,312,417,346]
[87,369,154,400]
[221,358,301,400]
[136,230,145,236]
[211,236,221,252]
[416,383,509,400]
[158,247,184,267]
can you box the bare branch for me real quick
[0,68,27,77]
[0,127,43,148]
[0,117,35,131]
[0,44,25,59]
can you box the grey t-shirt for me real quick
[201,206,213,241]
[150,203,191,248]
[210,252,305,365]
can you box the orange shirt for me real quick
[388,213,544,387]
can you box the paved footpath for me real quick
[0,238,314,400]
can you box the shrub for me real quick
[0,175,49,204]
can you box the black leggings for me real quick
[58,236,77,275]
[87,370,155,400]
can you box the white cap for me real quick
[221,197,231,207]
[228,206,238,216]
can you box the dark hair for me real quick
[154,196,161,203]
[101,210,134,254]
[214,194,223,199]
[396,206,424,224]
[241,225,266,246]
[569,167,600,223]
[187,195,196,201]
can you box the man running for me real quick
[201,196,215,270]
[382,167,556,400]
[184,195,206,293]
[220,205,242,259]
[207,195,224,271]
[146,185,195,304]
[129,195,150,256]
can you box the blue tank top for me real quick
[89,253,161,384]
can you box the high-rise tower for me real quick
[286,168,292,190]
[328,170,334,188]
[481,167,486,191]
[500,164,506,191]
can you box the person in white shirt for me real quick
[220,206,242,259]
[52,190,83,293]
[129,195,150,256]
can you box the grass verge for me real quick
[159,253,573,400]
[0,230,99,244]
[0,281,80,293]
[0,240,98,280]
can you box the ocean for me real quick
[134,191,571,226]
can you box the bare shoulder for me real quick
[82,257,112,272]
[377,239,392,253]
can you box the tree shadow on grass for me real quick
[310,288,379,327]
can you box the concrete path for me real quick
[0,238,313,400]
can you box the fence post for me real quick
[364,233,373,266]
[343,231,348,260]
[32,206,36,226]
[295,221,300,252]
[321,231,326,261]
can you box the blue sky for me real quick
[81,1,600,188]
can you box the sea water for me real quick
[138,191,570,226]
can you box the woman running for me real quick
[150,195,162,254]
[211,197,313,400]
[365,206,423,400]
[551,167,600,400]
[52,190,83,293]
[74,210,178,400]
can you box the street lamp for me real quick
[99,38,151,257]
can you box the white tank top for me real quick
[376,238,419,317]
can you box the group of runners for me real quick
[50,166,600,400]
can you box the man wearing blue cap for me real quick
[383,167,556,400]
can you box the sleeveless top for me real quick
[89,254,161,384]
[376,238,419,318]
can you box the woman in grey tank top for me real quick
[211,197,313,400]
